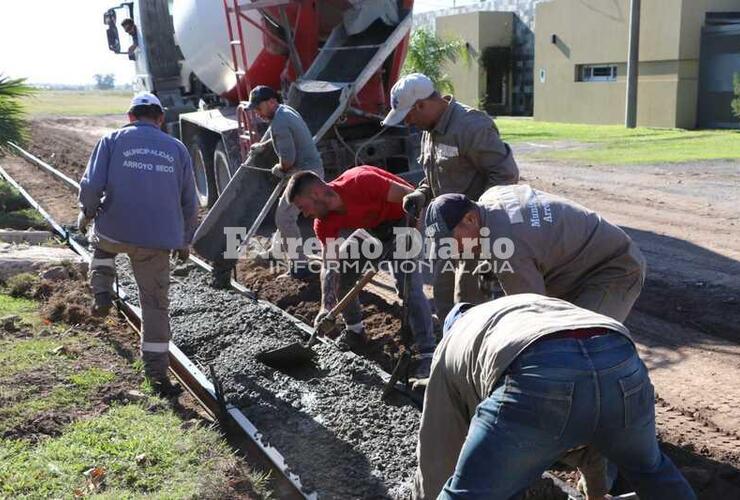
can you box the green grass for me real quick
[0,404,238,498]
[0,293,39,325]
[0,337,60,378]
[497,118,740,165]
[69,367,117,390]
[21,90,132,116]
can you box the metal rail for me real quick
[0,153,311,499]
[3,145,586,499]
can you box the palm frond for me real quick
[402,28,467,94]
[0,74,35,151]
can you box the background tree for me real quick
[732,73,740,119]
[402,27,467,94]
[93,73,116,90]
[0,74,34,152]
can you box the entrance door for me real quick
[697,13,740,129]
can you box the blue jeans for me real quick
[440,334,696,500]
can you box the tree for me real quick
[93,73,116,90]
[732,73,740,120]
[402,27,467,94]
[0,74,34,152]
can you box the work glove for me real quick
[77,211,92,234]
[172,247,190,263]
[313,309,337,336]
[271,163,287,178]
[402,190,426,218]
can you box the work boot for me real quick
[409,353,433,381]
[91,292,113,317]
[149,377,183,398]
[334,328,365,352]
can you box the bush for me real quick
[6,273,39,299]
[0,208,48,230]
[0,181,28,213]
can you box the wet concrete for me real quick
[117,259,420,498]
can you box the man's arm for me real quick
[387,180,414,204]
[270,120,296,171]
[460,118,519,186]
[496,257,547,296]
[180,150,199,246]
[414,361,469,499]
[78,137,111,216]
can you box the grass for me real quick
[497,118,740,165]
[20,90,132,116]
[0,404,238,498]
[0,179,49,230]
[0,293,40,325]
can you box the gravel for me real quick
[116,258,420,499]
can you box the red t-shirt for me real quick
[314,165,412,244]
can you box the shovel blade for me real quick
[256,342,316,368]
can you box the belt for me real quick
[542,327,611,341]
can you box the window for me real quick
[576,64,618,82]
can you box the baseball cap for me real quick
[425,193,477,240]
[245,85,279,110]
[443,302,475,337]
[381,73,435,127]
[128,92,163,112]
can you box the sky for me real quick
[0,0,478,86]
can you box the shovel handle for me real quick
[326,268,378,321]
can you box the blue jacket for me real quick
[79,122,199,250]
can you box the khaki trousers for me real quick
[89,236,171,379]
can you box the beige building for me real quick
[534,0,740,129]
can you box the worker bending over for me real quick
[425,184,646,322]
[78,92,198,397]
[286,166,435,378]
[246,85,324,279]
[382,73,519,321]
[416,294,696,500]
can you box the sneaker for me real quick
[334,328,365,352]
[91,292,112,317]
[150,378,183,398]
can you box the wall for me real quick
[436,12,483,106]
[415,0,542,114]
[534,0,688,128]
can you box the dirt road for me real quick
[4,116,739,497]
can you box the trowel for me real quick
[255,268,378,368]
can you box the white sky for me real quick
[0,0,476,86]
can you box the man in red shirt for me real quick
[286,166,435,378]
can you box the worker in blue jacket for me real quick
[78,92,199,397]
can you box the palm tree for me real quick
[402,27,467,94]
[0,74,34,152]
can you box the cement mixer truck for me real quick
[103,0,416,208]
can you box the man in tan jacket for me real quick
[382,73,519,321]
[424,185,646,322]
[415,295,695,499]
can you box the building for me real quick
[534,0,740,129]
[414,1,546,116]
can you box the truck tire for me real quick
[213,142,232,196]
[189,138,217,208]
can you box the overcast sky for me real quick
[0,0,478,86]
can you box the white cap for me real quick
[381,73,435,127]
[128,92,164,112]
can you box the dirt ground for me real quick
[6,115,740,498]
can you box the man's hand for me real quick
[77,211,92,233]
[402,190,426,218]
[271,163,288,178]
[313,309,337,336]
[172,247,190,263]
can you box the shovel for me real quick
[256,268,378,368]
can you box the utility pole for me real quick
[625,0,641,128]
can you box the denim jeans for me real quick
[440,333,696,500]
